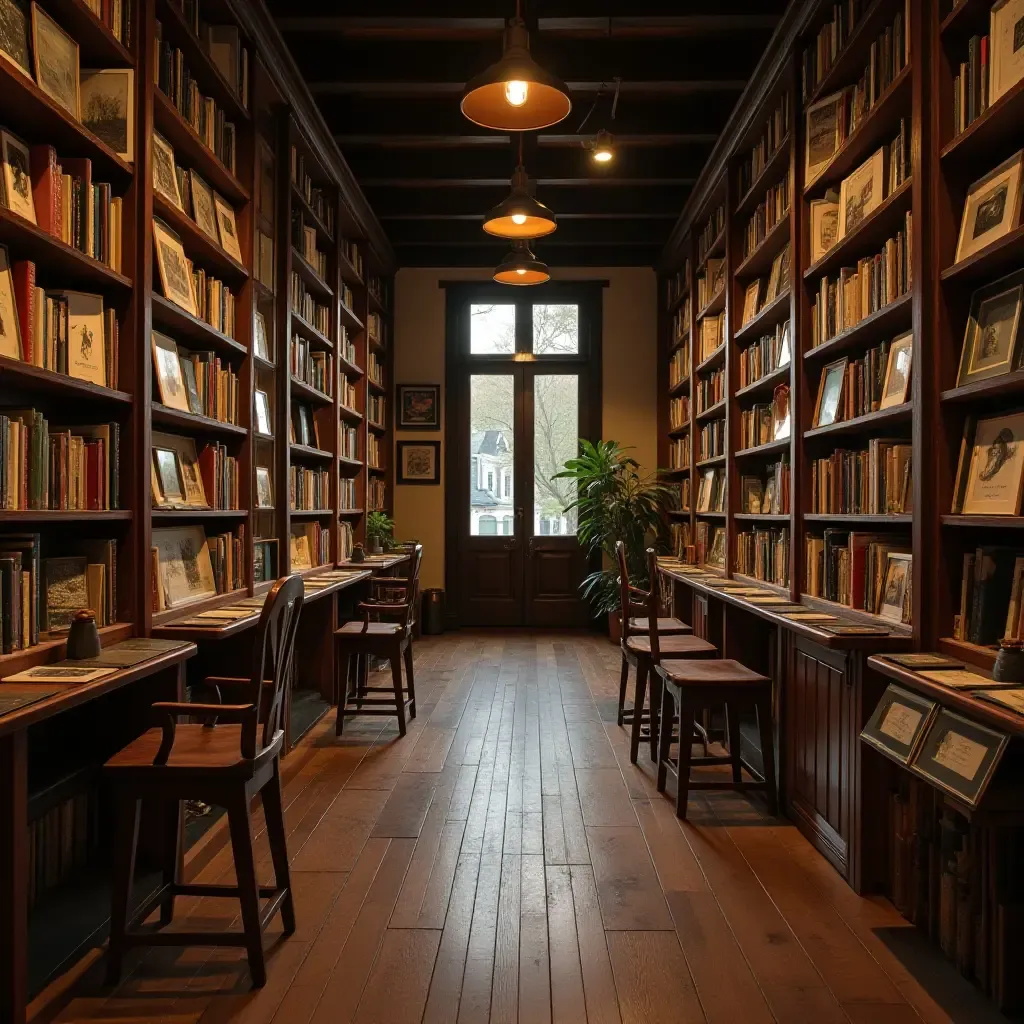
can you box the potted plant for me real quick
[553,440,668,640]
[365,511,395,554]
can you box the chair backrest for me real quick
[616,540,647,640]
[247,573,304,758]
[402,543,424,629]
[644,548,664,662]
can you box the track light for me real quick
[591,128,615,163]
[483,164,557,239]
[493,240,550,285]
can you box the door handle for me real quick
[528,537,535,555]
[503,538,517,550]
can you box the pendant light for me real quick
[483,136,556,238]
[461,1,571,132]
[493,240,550,286]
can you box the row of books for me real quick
[669,520,692,560]
[290,465,330,511]
[187,347,240,424]
[290,336,333,397]
[696,258,724,312]
[368,273,388,308]
[665,479,690,512]
[151,525,243,611]
[190,439,236,510]
[955,546,1024,647]
[669,396,689,431]
[290,274,330,337]
[810,216,912,346]
[155,22,238,173]
[291,147,335,237]
[738,91,792,197]
[368,351,385,388]
[740,247,791,328]
[672,297,690,342]
[697,522,725,568]
[821,337,905,424]
[4,265,120,388]
[952,30,992,136]
[168,2,249,107]
[368,394,386,426]
[669,343,688,389]
[736,528,790,587]
[294,215,328,281]
[698,419,726,462]
[27,787,96,913]
[696,204,725,265]
[340,328,358,368]
[341,282,355,313]
[668,437,689,472]
[340,377,358,412]
[698,312,725,362]
[84,0,134,44]
[367,432,383,469]
[742,171,790,259]
[739,404,776,450]
[666,259,690,309]
[739,320,792,388]
[367,311,385,346]
[801,1,867,98]
[191,265,236,338]
[811,440,912,514]
[696,467,726,513]
[741,459,791,514]
[338,521,354,562]
[171,160,244,272]
[0,139,123,272]
[340,476,357,510]
[697,367,725,412]
[0,411,118,511]
[368,476,386,511]
[292,520,330,568]
[341,424,359,461]
[342,239,364,281]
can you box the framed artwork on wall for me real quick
[398,384,441,429]
[397,440,441,484]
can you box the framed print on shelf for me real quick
[0,245,21,360]
[80,68,134,162]
[31,3,79,118]
[153,221,198,317]
[813,357,847,427]
[398,384,440,430]
[955,150,1024,263]
[289,525,313,571]
[956,270,1024,386]
[65,290,106,386]
[810,196,840,263]
[839,147,885,238]
[152,447,185,506]
[1,130,35,223]
[254,389,273,437]
[879,331,913,409]
[153,431,208,506]
[397,440,440,484]
[952,409,1024,515]
[0,0,32,77]
[189,170,218,241]
[771,383,791,441]
[151,331,190,411]
[860,685,937,766]
[152,526,217,609]
[214,194,243,263]
[255,466,274,509]
[990,0,1024,105]
[179,357,201,415]
[878,552,912,624]
[151,133,183,210]
[805,90,845,185]
[253,311,270,361]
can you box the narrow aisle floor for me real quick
[45,633,1004,1023]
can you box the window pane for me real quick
[470,374,514,536]
[533,304,579,354]
[533,374,578,536]
[470,304,515,354]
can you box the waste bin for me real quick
[422,589,445,634]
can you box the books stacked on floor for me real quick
[338,521,354,561]
[151,524,243,611]
[668,437,689,471]
[669,343,689,389]
[290,520,329,569]
[290,274,330,336]
[698,419,726,461]
[340,377,358,412]
[697,367,725,412]
[368,394,386,426]
[669,519,692,558]
[166,3,250,107]
[697,258,724,311]
[954,547,1024,646]
[669,396,689,431]
[155,22,237,171]
[740,459,791,514]
[698,311,725,361]
[743,170,790,258]
[5,269,120,387]
[811,441,912,514]
[666,259,690,308]
[368,351,385,388]
[0,411,119,510]
[342,239,364,280]
[290,465,329,510]
[291,149,335,236]
[739,90,792,195]
[736,527,790,586]
[697,203,724,263]
[341,424,359,461]
[339,476,356,510]
[368,476,386,511]
[190,265,236,337]
[28,786,97,913]
[290,336,332,396]
[293,213,328,280]
[673,296,690,342]
[366,432,382,469]
[0,138,124,272]
[697,522,725,568]
[696,467,726,513]
[739,320,791,387]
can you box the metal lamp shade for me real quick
[493,241,550,285]
[483,169,557,238]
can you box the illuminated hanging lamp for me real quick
[493,240,550,285]
[461,1,571,131]
[483,138,556,238]
[590,128,615,164]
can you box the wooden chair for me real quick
[615,539,692,729]
[104,574,305,988]
[334,543,423,738]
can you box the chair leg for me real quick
[261,761,295,935]
[617,652,629,727]
[648,669,662,763]
[336,650,349,737]
[656,681,674,794]
[675,709,695,820]
[628,661,648,764]
[105,794,140,986]
[390,652,407,737]
[725,702,743,784]
[227,792,266,988]
[403,642,416,720]
[756,693,778,815]
[159,799,181,925]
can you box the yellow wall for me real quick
[392,266,658,588]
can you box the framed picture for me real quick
[1,130,35,223]
[151,331,189,411]
[810,197,840,264]
[289,525,312,571]
[152,526,217,609]
[151,133,182,210]
[741,280,761,326]
[254,389,273,437]
[813,357,847,427]
[179,357,201,415]
[398,383,440,429]
[879,332,913,409]
[990,0,1024,104]
[0,0,32,77]
[31,4,79,118]
[253,539,278,584]
[772,383,791,440]
[152,431,207,506]
[861,685,937,766]
[0,244,21,360]
[741,476,763,514]
[955,410,1024,515]
[805,90,845,185]
[152,447,185,505]
[956,270,1024,386]
[839,147,885,238]
[65,289,106,386]
[255,466,274,508]
[878,552,912,623]
[153,221,198,316]
[955,151,1024,263]
[214,193,243,263]
[397,440,440,484]
[80,68,134,161]
[910,709,1009,809]
[253,310,270,361]
[188,170,218,241]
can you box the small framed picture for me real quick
[0,245,22,361]
[0,0,32,77]
[879,332,913,409]
[805,90,846,185]
[178,356,202,415]
[878,552,912,623]
[955,151,1024,263]
[810,196,840,264]
[80,68,134,161]
[771,383,791,440]
[254,389,273,437]
[398,383,440,430]
[1,130,35,223]
[741,476,763,514]
[31,3,79,118]
[153,430,207,506]
[151,133,182,210]
[189,170,218,241]
[152,447,185,505]
[954,410,1024,515]
[956,270,1024,386]
[839,147,885,238]
[741,280,761,326]
[289,526,313,571]
[861,684,937,766]
[151,331,188,411]
[253,310,270,361]
[214,193,243,263]
[253,538,278,584]
[813,357,847,427]
[255,466,274,508]
[990,0,1024,105]
[153,221,198,316]
[397,440,440,484]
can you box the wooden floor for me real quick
[39,632,1007,1024]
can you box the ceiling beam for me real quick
[393,242,662,268]
[384,217,673,245]
[308,80,748,98]
[335,132,717,149]
[361,177,696,188]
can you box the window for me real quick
[470,304,515,354]
[487,471,494,493]
[533,375,578,536]
[533,304,579,354]
[469,375,514,536]
[503,473,511,498]
[478,515,497,535]
[502,516,513,535]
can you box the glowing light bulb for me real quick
[516,267,527,276]
[593,148,613,163]
[505,80,529,106]
[511,213,527,225]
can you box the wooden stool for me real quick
[104,574,304,988]
[655,659,778,820]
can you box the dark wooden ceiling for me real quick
[268,1,790,268]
